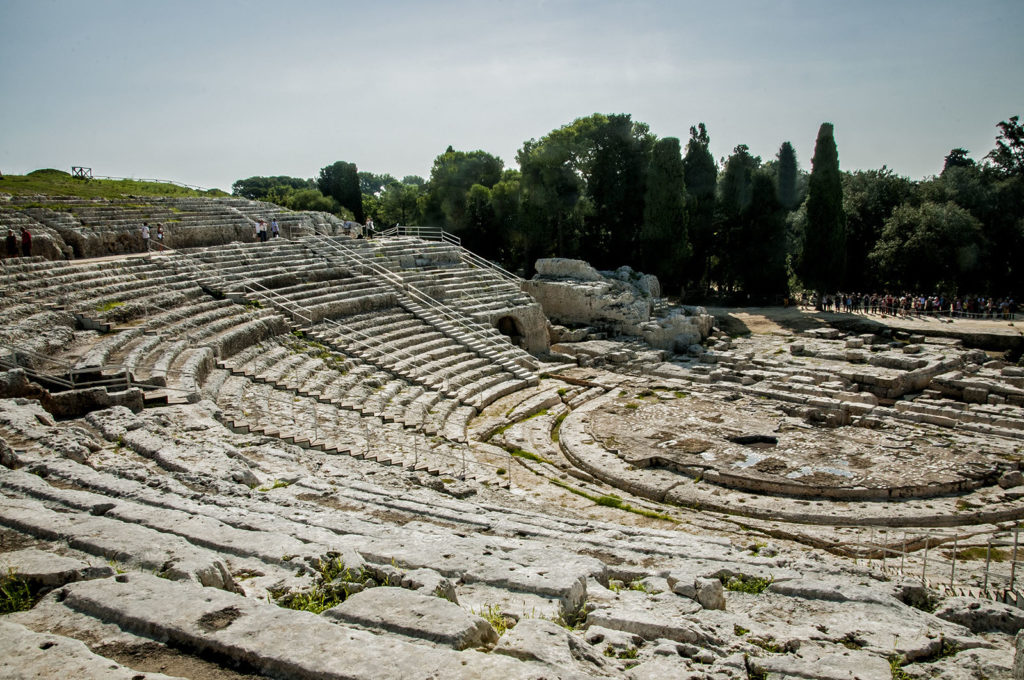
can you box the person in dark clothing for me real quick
[5,229,17,257]
[20,228,31,257]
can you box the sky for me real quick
[1,0,1023,192]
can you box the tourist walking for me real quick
[141,222,151,251]
[20,227,31,257]
[156,224,165,250]
[5,229,17,258]
[271,218,279,239]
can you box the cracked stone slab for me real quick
[323,586,497,650]
[0,619,187,680]
[0,548,112,588]
[55,573,580,679]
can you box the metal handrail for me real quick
[306,235,530,376]
[157,242,471,398]
[379,225,456,243]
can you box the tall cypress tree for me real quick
[776,141,799,210]
[800,123,846,291]
[640,137,688,290]
[317,161,364,222]
[682,123,717,291]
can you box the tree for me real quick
[317,161,363,222]
[231,176,314,200]
[426,149,503,234]
[800,122,846,291]
[775,142,800,210]
[287,189,337,213]
[737,172,788,299]
[985,115,1024,178]
[714,144,760,291]
[580,113,652,268]
[943,148,975,172]
[842,167,918,290]
[377,182,423,227]
[640,137,688,290]
[682,124,717,291]
[869,201,984,292]
[358,171,398,196]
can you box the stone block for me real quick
[323,586,497,650]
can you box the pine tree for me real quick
[800,123,846,291]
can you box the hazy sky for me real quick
[2,0,1022,191]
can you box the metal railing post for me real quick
[950,535,957,588]
[922,537,929,585]
[984,539,992,592]
[1012,524,1019,591]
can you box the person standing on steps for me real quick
[271,218,279,239]
[156,224,165,250]
[20,227,31,257]
[141,222,151,251]
[5,229,17,258]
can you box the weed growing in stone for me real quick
[258,479,291,492]
[475,603,514,636]
[0,569,36,613]
[551,412,567,442]
[95,300,125,313]
[889,655,912,680]
[748,636,783,653]
[271,557,375,614]
[733,624,749,636]
[722,574,772,594]
[508,447,551,465]
[548,479,675,522]
[604,645,638,659]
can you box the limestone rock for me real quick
[695,576,726,610]
[400,567,459,604]
[0,620,187,680]
[934,596,1024,635]
[999,470,1024,489]
[1015,630,1024,680]
[324,586,497,650]
[749,640,891,679]
[494,618,609,675]
[0,548,112,588]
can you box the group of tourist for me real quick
[140,222,166,251]
[4,228,32,258]
[800,291,1019,320]
[253,218,280,242]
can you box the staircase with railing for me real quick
[301,234,537,381]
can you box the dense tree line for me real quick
[232,114,1023,301]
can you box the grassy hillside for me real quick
[0,169,229,199]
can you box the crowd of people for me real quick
[4,228,32,258]
[800,291,1019,320]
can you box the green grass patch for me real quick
[0,170,228,198]
[723,574,772,594]
[271,557,375,614]
[508,447,552,464]
[624,402,639,410]
[95,300,125,313]
[0,569,38,614]
[733,624,749,636]
[258,479,291,492]
[551,411,567,442]
[748,636,783,653]
[948,546,1008,562]
[889,655,912,680]
[548,479,674,522]
[474,603,514,636]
